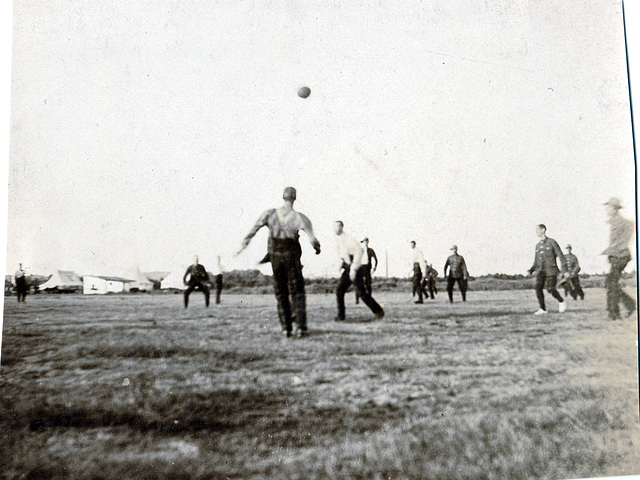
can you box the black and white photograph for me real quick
[1,1,639,478]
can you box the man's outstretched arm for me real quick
[236,209,271,255]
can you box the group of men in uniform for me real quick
[10,187,636,332]
[186,187,634,338]
[524,197,636,320]
[410,241,467,304]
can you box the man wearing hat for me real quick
[528,224,568,315]
[237,187,321,337]
[355,237,377,305]
[601,197,636,320]
[561,245,584,300]
[444,245,469,303]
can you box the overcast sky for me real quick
[3,0,637,279]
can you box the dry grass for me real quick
[1,288,639,479]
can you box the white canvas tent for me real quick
[83,275,133,295]
[160,266,187,290]
[123,266,154,292]
[39,270,82,292]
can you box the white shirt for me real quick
[362,247,369,266]
[411,247,425,266]
[208,259,225,275]
[336,232,363,270]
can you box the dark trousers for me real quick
[184,282,210,308]
[422,278,437,299]
[271,249,306,333]
[447,277,467,302]
[215,274,223,304]
[606,255,636,319]
[16,280,27,303]
[535,272,563,311]
[355,265,372,304]
[412,265,426,302]
[564,276,584,300]
[337,265,383,320]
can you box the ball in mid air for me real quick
[298,86,311,98]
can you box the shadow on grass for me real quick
[7,386,407,450]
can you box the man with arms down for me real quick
[237,187,321,337]
[601,197,636,320]
[528,224,568,315]
[444,245,469,303]
[334,221,385,321]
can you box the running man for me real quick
[444,245,469,303]
[601,197,636,320]
[335,221,385,321]
[355,237,378,304]
[237,187,321,337]
[409,241,428,304]
[422,263,438,300]
[562,245,584,300]
[528,224,568,315]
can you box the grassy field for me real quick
[1,288,639,479]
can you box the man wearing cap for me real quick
[444,245,469,303]
[237,187,321,337]
[601,197,636,320]
[562,245,584,300]
[528,225,568,315]
[334,221,384,321]
[355,237,378,305]
[183,256,210,308]
[409,241,428,304]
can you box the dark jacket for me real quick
[183,264,208,285]
[529,237,567,276]
[363,247,378,269]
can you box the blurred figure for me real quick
[183,256,210,308]
[601,197,636,320]
[561,245,584,300]
[14,263,28,303]
[409,241,428,304]
[422,263,438,300]
[237,187,321,338]
[444,245,469,303]
[528,225,567,315]
[334,221,384,321]
[355,237,378,304]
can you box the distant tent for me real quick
[144,271,170,287]
[160,266,188,290]
[40,270,82,292]
[83,275,133,295]
[123,266,154,292]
